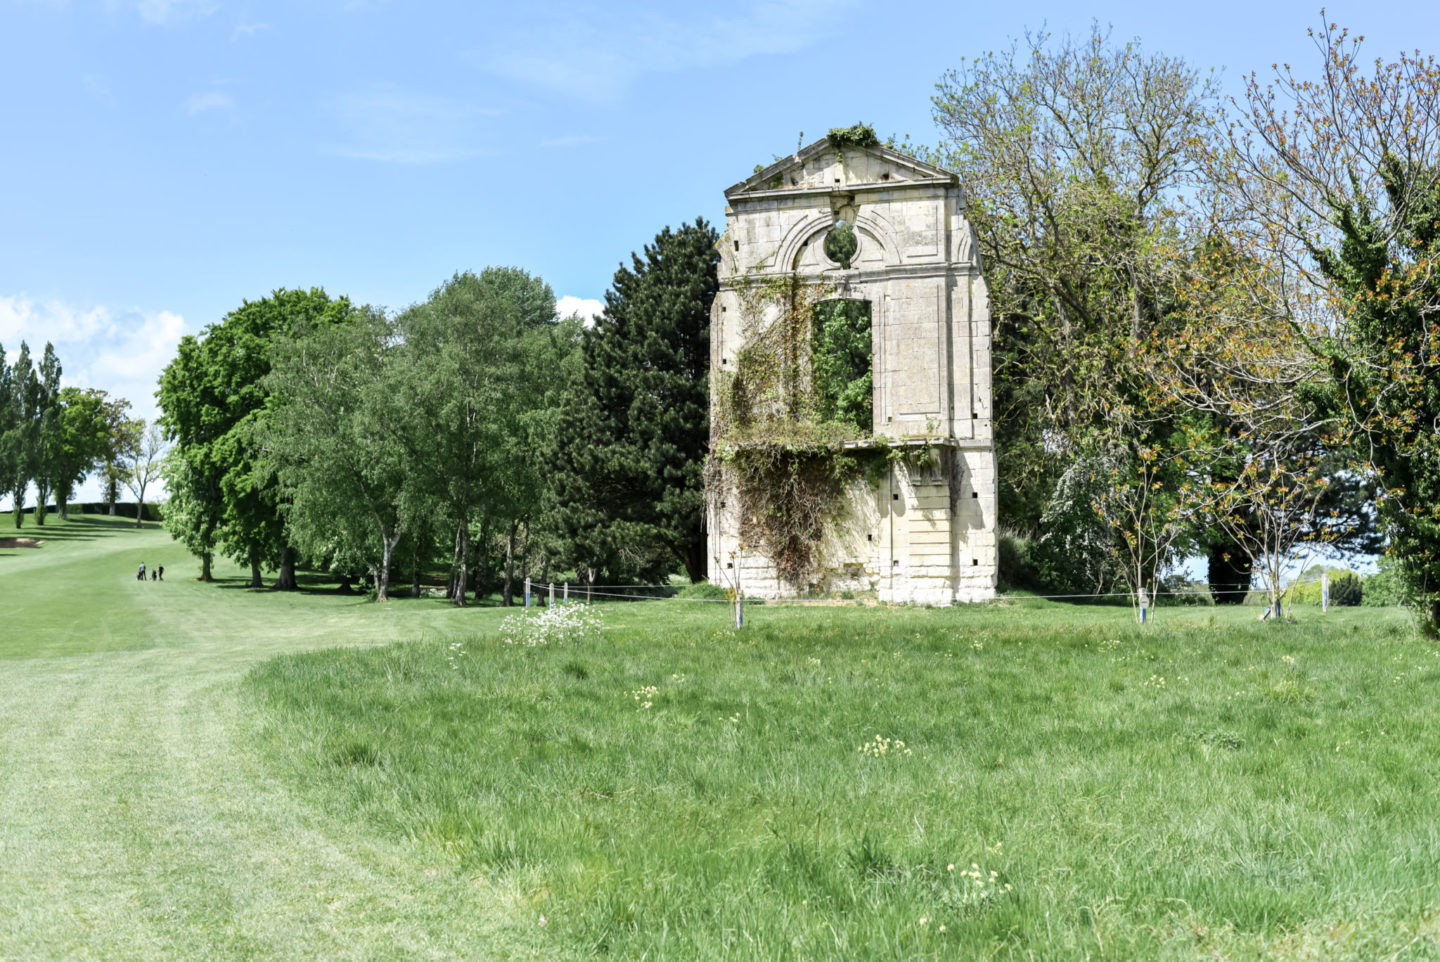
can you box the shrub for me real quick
[678,582,729,601]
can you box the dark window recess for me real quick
[971,491,979,499]
[892,493,900,501]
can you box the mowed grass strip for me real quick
[0,515,547,961]
[244,601,1440,960]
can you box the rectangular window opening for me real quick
[811,298,873,437]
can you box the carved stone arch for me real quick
[775,211,835,276]
[778,208,902,275]
[852,208,902,268]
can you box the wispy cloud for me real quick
[322,85,499,164]
[479,0,862,103]
[541,134,600,148]
[133,0,219,25]
[231,20,268,39]
[185,90,234,115]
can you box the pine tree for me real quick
[552,219,718,583]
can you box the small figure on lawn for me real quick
[157,565,164,581]
[151,568,158,581]
[137,562,146,581]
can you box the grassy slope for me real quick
[247,602,1440,961]
[0,515,542,961]
[7,515,1440,960]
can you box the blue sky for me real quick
[3,0,1438,506]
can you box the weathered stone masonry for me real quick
[706,138,998,604]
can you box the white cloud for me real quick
[0,294,188,425]
[0,296,189,509]
[479,0,862,102]
[322,85,499,164]
[185,90,234,115]
[556,295,602,326]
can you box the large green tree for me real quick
[30,344,62,526]
[259,306,414,600]
[551,219,718,583]
[1218,21,1440,631]
[5,342,37,528]
[158,288,352,588]
[392,268,564,604]
[931,26,1219,591]
[49,387,116,520]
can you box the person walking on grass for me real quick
[157,565,164,582]
[137,562,145,581]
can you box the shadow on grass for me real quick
[4,516,137,542]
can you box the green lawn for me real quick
[5,516,1440,959]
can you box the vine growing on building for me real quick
[710,270,881,587]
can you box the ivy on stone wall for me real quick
[713,272,880,589]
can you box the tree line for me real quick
[156,222,716,602]
[153,17,1440,633]
[934,20,1440,630]
[0,341,158,528]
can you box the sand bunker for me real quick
[0,538,43,549]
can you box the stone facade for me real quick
[707,138,997,604]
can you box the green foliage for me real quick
[1363,555,1406,608]
[932,26,1216,541]
[826,123,880,150]
[159,288,352,586]
[676,581,728,601]
[1030,457,1124,595]
[810,299,872,432]
[822,220,858,269]
[551,219,717,583]
[1290,567,1363,607]
[259,307,412,600]
[1310,159,1440,632]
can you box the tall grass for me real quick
[245,602,1440,960]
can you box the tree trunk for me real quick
[35,480,49,526]
[249,553,263,588]
[274,545,298,591]
[1427,599,1440,639]
[502,519,517,607]
[200,552,213,582]
[376,529,401,602]
[682,538,705,584]
[452,521,469,607]
[1206,537,1251,605]
[12,484,24,529]
[106,479,117,516]
[135,497,145,528]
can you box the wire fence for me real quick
[517,582,1271,606]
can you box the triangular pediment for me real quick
[726,138,956,199]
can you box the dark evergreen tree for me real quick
[552,219,718,583]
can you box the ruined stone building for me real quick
[706,134,997,604]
